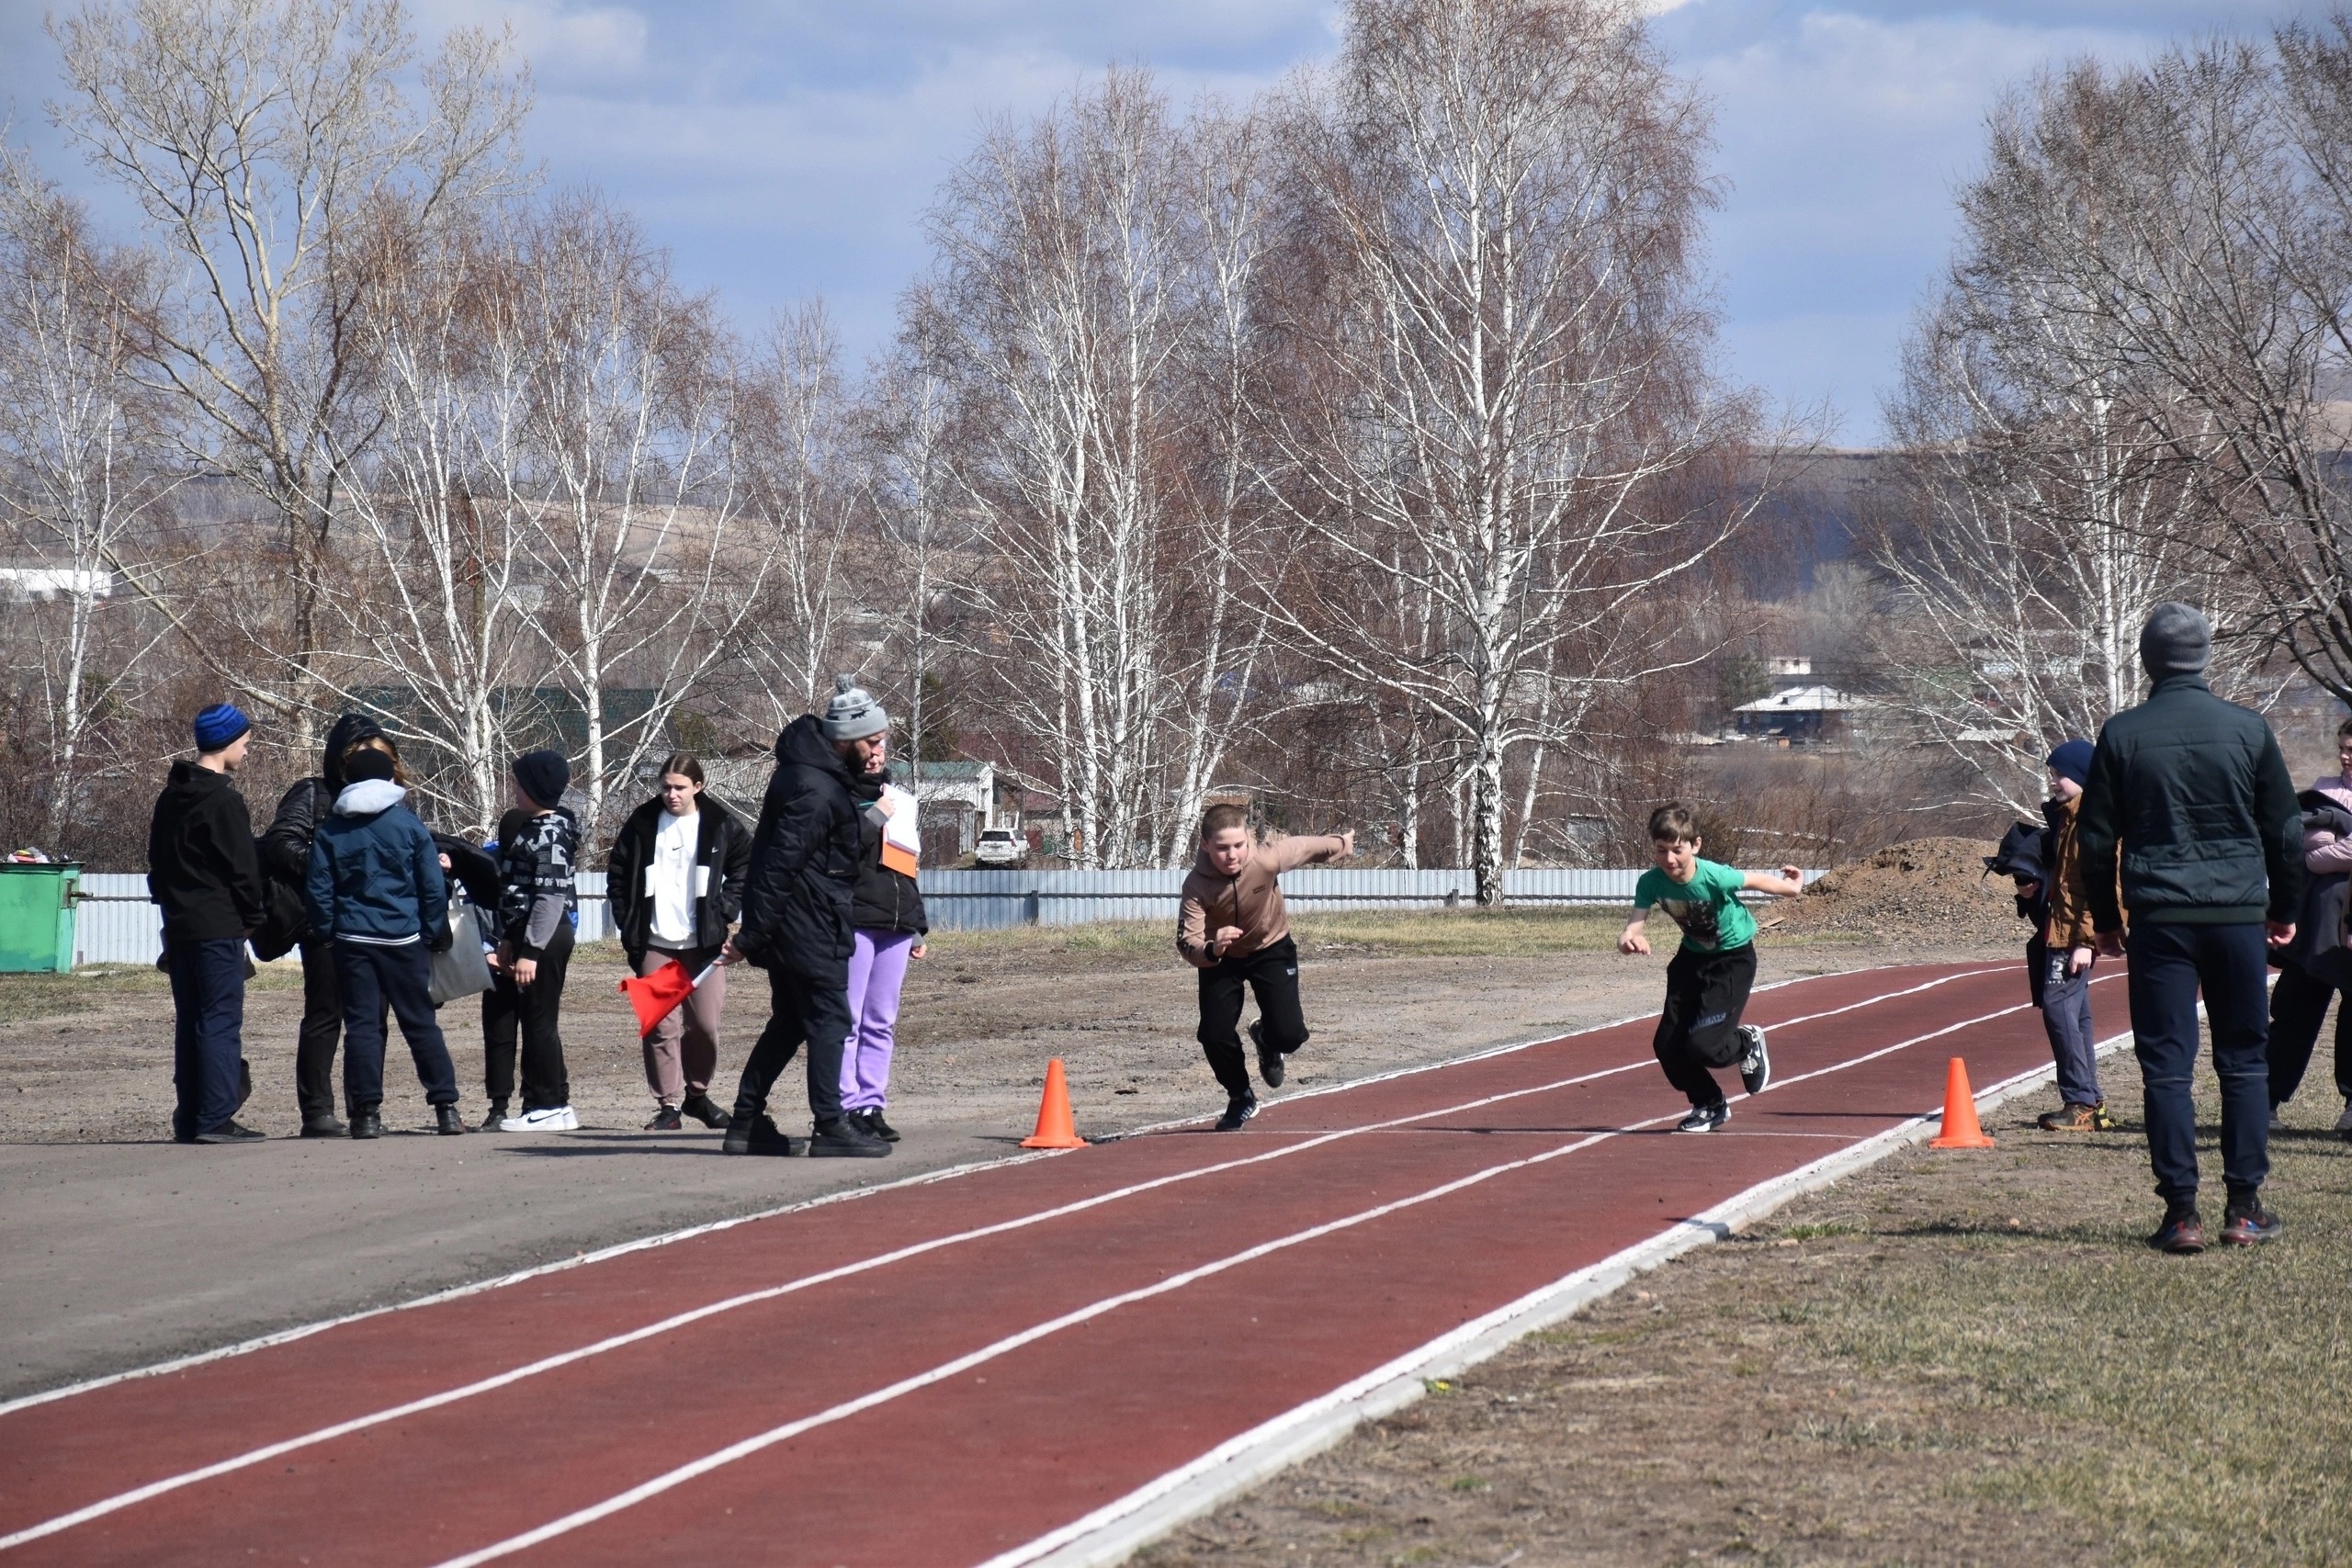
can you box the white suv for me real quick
[973,828,1026,866]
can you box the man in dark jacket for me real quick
[722,677,892,1158]
[148,703,269,1144]
[606,753,752,1130]
[303,748,465,1138]
[260,711,386,1136]
[2080,603,2303,1253]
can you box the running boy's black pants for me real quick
[1653,942,1758,1109]
[2268,956,2352,1109]
[483,920,572,1111]
[1197,937,1308,1100]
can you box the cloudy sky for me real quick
[0,0,2338,440]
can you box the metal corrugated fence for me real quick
[69,867,1815,964]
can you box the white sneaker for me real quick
[499,1105,579,1133]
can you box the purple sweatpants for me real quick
[842,929,916,1112]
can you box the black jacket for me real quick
[849,773,928,935]
[260,713,385,886]
[605,795,752,957]
[2284,795,2352,976]
[147,761,268,942]
[736,716,861,979]
[497,808,579,960]
[2078,673,2303,931]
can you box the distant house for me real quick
[0,567,111,602]
[892,759,999,865]
[1733,683,1868,743]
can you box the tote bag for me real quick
[429,899,497,1007]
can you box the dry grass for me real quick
[1147,1048,2352,1567]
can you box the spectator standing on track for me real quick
[606,752,752,1133]
[842,734,929,1143]
[148,703,269,1145]
[2030,739,2117,1134]
[2079,601,2303,1254]
[261,713,394,1138]
[2267,718,2352,1136]
[1616,802,1805,1134]
[1176,805,1355,1132]
[721,676,892,1158]
[488,750,581,1133]
[302,747,467,1138]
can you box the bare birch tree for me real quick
[48,0,526,743]
[1257,0,1758,903]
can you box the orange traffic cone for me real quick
[1928,1055,1996,1149]
[1020,1058,1087,1149]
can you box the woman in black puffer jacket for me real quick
[841,742,927,1141]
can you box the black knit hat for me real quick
[512,749,571,808]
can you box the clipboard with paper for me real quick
[878,784,921,876]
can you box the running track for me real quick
[0,962,2098,1566]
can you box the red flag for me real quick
[618,958,696,1037]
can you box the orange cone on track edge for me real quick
[1928,1055,1996,1148]
[1020,1058,1087,1149]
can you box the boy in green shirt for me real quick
[1618,802,1808,1132]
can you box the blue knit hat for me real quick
[192,703,250,751]
[2047,739,2094,789]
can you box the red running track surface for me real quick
[0,962,2086,1566]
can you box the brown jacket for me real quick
[2044,794,2118,950]
[1177,833,1349,968]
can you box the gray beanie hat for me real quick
[2140,601,2211,677]
[820,674,888,742]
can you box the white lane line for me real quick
[424,993,2039,1567]
[0,962,1993,1427]
[0,964,2014,1553]
[989,1022,2141,1568]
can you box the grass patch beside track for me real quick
[1148,1047,2352,1566]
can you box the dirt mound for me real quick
[1769,836,2026,948]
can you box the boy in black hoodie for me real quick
[148,704,269,1144]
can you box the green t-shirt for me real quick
[1634,858,1756,953]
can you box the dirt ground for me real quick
[1143,1046,2352,1567]
[0,912,1999,1145]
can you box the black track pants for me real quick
[1652,942,1758,1109]
[1196,937,1308,1100]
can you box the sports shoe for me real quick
[1251,1020,1285,1089]
[809,1117,892,1158]
[300,1114,346,1139]
[854,1108,901,1143]
[1736,1025,1770,1096]
[2335,1099,2352,1142]
[479,1102,509,1132]
[435,1104,469,1136]
[2269,1106,2286,1133]
[722,1113,799,1156]
[2220,1192,2283,1246]
[2038,1102,2109,1133]
[1675,1101,1730,1134]
[500,1105,579,1133]
[644,1105,684,1132]
[349,1110,383,1140]
[2151,1209,2205,1254]
[680,1092,730,1130]
[1215,1093,1258,1132]
[193,1120,266,1144]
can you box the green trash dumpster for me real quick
[0,863,82,973]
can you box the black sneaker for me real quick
[479,1102,508,1133]
[857,1108,901,1143]
[679,1092,730,1130]
[435,1104,469,1136]
[300,1114,346,1138]
[644,1105,684,1132]
[1215,1093,1259,1132]
[348,1110,383,1141]
[1251,1021,1285,1089]
[1736,1026,1770,1096]
[2220,1196,2283,1246]
[723,1113,799,1156]
[193,1120,266,1144]
[809,1117,892,1158]
[1675,1101,1730,1134]
[2151,1208,2205,1254]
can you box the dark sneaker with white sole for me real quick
[1736,1025,1770,1097]
[680,1092,730,1130]
[2151,1209,2205,1254]
[1675,1101,1730,1134]
[1251,1021,1284,1089]
[644,1105,684,1132]
[2219,1198,2283,1246]
[1215,1093,1259,1132]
